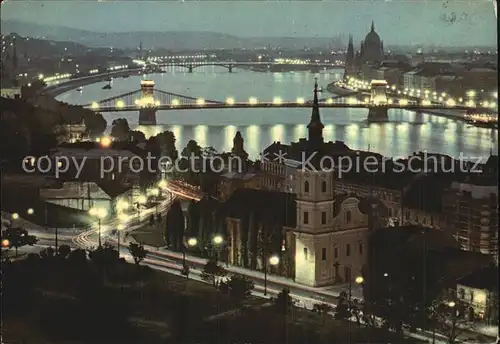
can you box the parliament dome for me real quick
[364,21,381,46]
[364,29,381,46]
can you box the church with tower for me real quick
[345,21,385,76]
[222,80,387,287]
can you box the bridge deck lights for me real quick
[446,99,456,107]
[91,102,99,110]
[326,98,334,104]
[154,100,161,106]
[273,97,283,105]
[421,100,431,106]
[116,100,125,108]
[399,99,409,106]
[196,98,205,106]
[249,97,258,105]
[226,97,235,105]
[171,99,180,106]
[296,97,305,104]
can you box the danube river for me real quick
[57,66,497,160]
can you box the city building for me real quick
[442,177,498,262]
[222,81,390,287]
[455,266,498,324]
[218,172,259,202]
[403,62,455,92]
[39,181,132,215]
[0,86,21,99]
[57,122,89,143]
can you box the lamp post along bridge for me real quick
[82,80,498,125]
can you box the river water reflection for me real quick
[56,66,497,160]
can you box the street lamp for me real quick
[212,235,223,262]
[348,275,364,343]
[349,276,364,310]
[182,237,197,277]
[148,188,160,197]
[116,199,129,213]
[89,207,108,247]
[27,208,34,215]
[158,180,168,189]
[264,255,280,296]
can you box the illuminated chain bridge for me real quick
[82,80,497,125]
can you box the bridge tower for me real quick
[368,79,389,122]
[138,80,157,125]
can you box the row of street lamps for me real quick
[181,234,280,295]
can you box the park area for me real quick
[2,241,427,344]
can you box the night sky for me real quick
[1,0,497,46]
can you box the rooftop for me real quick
[457,266,498,291]
[220,172,256,181]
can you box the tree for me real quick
[128,242,147,265]
[273,288,294,316]
[165,199,185,251]
[334,291,350,320]
[180,139,203,185]
[430,296,476,344]
[312,303,333,324]
[151,130,178,161]
[219,275,254,305]
[350,298,363,326]
[129,130,146,142]
[2,227,38,256]
[110,118,131,141]
[182,139,202,158]
[201,259,226,288]
[58,244,71,259]
[88,243,119,270]
[67,248,88,265]
[39,246,56,260]
[186,199,200,238]
[82,111,106,138]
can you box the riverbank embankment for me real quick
[327,82,497,129]
[44,68,143,97]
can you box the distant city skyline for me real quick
[1,0,497,47]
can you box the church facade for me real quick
[223,81,388,287]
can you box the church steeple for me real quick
[346,35,354,65]
[307,78,324,148]
[371,21,375,32]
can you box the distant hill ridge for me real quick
[1,19,337,50]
